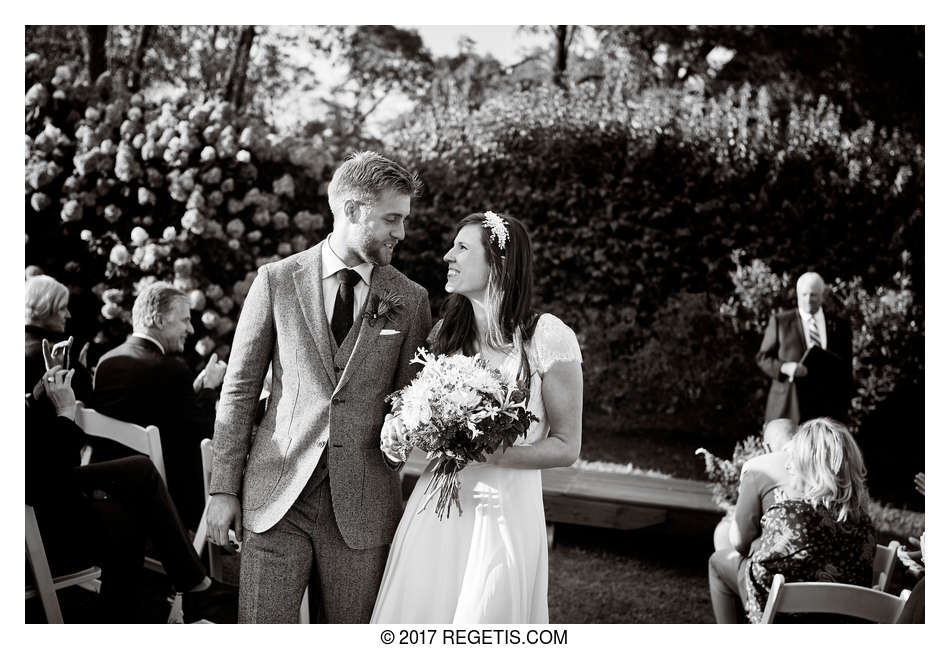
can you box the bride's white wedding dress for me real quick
[371,314,582,624]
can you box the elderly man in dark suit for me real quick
[93,282,227,530]
[756,272,853,424]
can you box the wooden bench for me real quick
[400,451,722,544]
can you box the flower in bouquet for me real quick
[695,435,768,512]
[386,348,539,519]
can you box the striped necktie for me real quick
[807,316,822,349]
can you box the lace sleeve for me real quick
[531,314,583,375]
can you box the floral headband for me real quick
[482,211,509,251]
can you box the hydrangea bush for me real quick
[25,56,336,365]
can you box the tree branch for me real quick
[223,26,256,109]
[84,26,108,83]
[128,25,154,92]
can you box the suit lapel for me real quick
[790,311,807,354]
[332,266,394,397]
[293,241,336,387]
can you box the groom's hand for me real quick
[207,493,242,546]
[380,414,410,463]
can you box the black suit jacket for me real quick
[756,308,853,424]
[92,336,213,528]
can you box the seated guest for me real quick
[93,282,226,530]
[897,473,924,624]
[708,418,797,622]
[728,418,798,554]
[27,365,235,622]
[709,418,875,623]
[25,275,91,401]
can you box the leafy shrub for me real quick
[610,291,764,436]
[720,251,923,432]
[382,82,922,424]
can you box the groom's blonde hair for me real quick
[327,151,421,221]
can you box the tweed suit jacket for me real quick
[755,308,852,424]
[210,241,431,549]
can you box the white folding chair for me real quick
[74,406,165,575]
[75,407,165,482]
[761,573,911,623]
[873,540,900,592]
[25,504,102,623]
[197,438,310,623]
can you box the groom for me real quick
[206,151,431,623]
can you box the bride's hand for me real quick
[380,414,410,462]
[482,446,509,466]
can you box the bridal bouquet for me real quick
[387,348,538,519]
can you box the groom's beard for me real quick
[359,235,397,266]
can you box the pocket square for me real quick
[380,329,401,336]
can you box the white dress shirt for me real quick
[321,242,374,326]
[798,307,827,350]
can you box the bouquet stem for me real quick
[417,457,464,520]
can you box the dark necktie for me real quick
[808,316,822,349]
[331,269,361,346]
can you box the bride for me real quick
[372,211,583,623]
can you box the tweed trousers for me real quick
[238,454,389,623]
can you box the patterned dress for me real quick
[371,314,583,623]
[743,499,876,623]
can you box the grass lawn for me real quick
[549,524,715,624]
[28,411,921,624]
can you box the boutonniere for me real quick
[364,289,404,325]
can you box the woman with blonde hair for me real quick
[708,417,876,623]
[742,417,876,623]
[26,275,71,390]
[25,274,91,401]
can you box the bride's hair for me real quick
[432,212,539,388]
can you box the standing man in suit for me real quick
[94,282,228,530]
[206,151,431,623]
[756,272,853,424]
